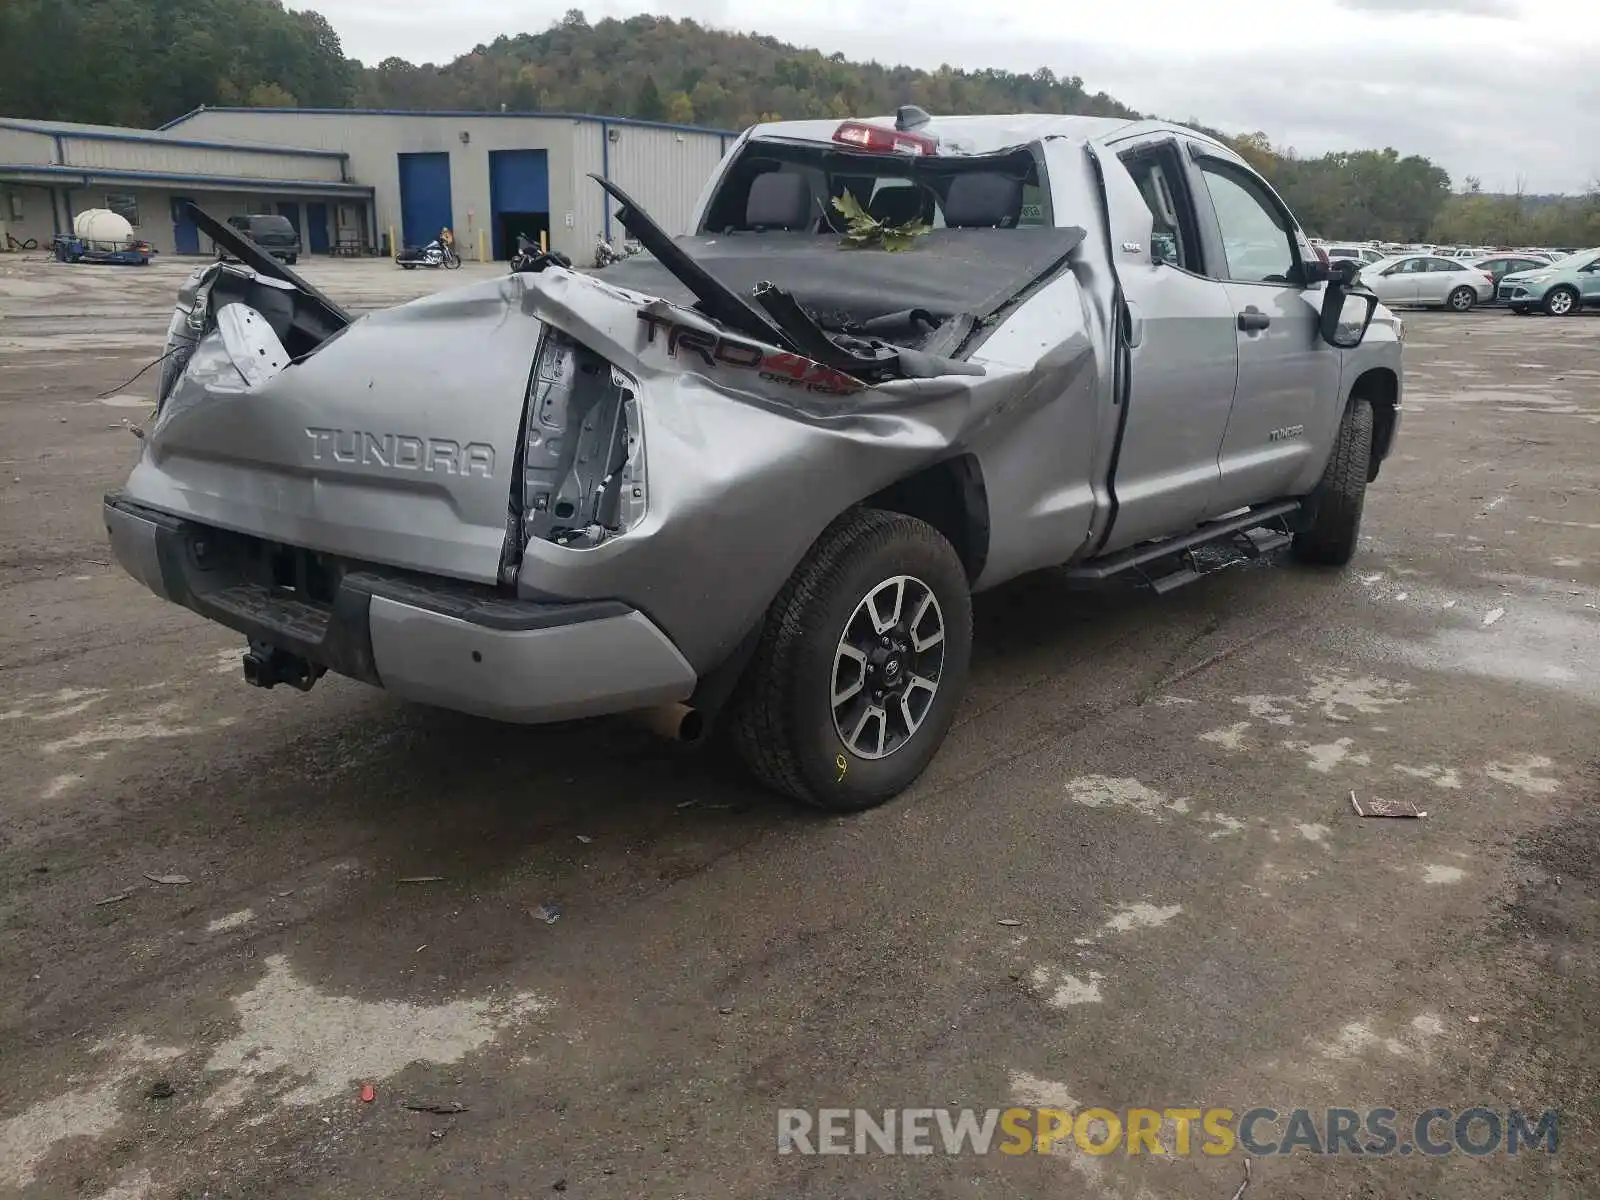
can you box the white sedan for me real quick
[1357,254,1494,311]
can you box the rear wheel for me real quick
[731,508,972,811]
[1292,397,1373,568]
[1544,286,1578,317]
[1509,304,1531,315]
[1447,286,1476,312]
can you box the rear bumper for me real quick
[104,494,696,723]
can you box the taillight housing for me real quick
[832,121,937,156]
[518,327,647,553]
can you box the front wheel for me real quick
[1544,286,1578,317]
[1293,397,1373,568]
[1447,286,1476,313]
[1510,305,1531,315]
[730,508,973,811]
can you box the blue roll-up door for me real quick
[489,149,550,260]
[398,152,453,250]
[171,197,199,254]
[305,202,330,254]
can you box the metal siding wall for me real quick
[0,127,56,165]
[569,123,606,258]
[59,137,343,182]
[604,126,725,240]
[0,183,58,246]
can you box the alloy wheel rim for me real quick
[1551,291,1573,314]
[831,575,946,761]
[1452,290,1472,310]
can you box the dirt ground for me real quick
[1,254,1596,1200]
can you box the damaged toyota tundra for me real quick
[104,110,1402,810]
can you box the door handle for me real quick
[1237,309,1271,332]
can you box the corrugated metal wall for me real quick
[0,126,54,166]
[61,137,344,183]
[602,125,726,241]
[568,122,607,255]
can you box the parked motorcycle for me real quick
[396,230,461,270]
[511,233,570,274]
[593,236,643,269]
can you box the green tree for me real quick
[634,75,665,120]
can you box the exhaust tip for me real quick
[677,707,706,745]
[630,702,706,746]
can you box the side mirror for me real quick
[1303,257,1360,287]
[1320,285,1378,349]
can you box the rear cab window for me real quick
[249,216,296,237]
[698,136,1050,236]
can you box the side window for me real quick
[1119,144,1204,275]
[1197,162,1297,284]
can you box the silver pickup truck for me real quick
[105,110,1402,811]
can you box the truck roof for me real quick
[744,113,1229,157]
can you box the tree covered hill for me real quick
[352,9,1137,131]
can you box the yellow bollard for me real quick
[479,228,487,263]
[539,230,548,253]
[388,225,396,257]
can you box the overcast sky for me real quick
[314,0,1600,193]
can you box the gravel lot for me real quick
[1,255,1596,1199]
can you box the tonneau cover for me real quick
[594,227,1086,326]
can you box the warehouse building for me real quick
[0,118,376,255]
[159,108,733,262]
[1,109,734,263]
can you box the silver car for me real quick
[105,111,1403,810]
[1359,254,1493,311]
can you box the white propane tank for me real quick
[73,209,135,250]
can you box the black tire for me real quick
[730,507,973,812]
[1447,286,1475,313]
[1544,286,1579,317]
[1292,397,1373,568]
[284,254,298,265]
[399,262,416,270]
[1509,305,1530,315]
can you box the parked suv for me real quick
[1498,248,1600,316]
[218,213,301,264]
[107,113,1401,810]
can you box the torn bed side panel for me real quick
[502,268,1102,670]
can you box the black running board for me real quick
[1060,500,1302,590]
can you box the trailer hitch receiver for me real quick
[241,642,325,692]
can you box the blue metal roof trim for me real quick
[0,163,373,193]
[0,118,348,160]
[159,106,737,138]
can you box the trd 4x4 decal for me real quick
[636,310,864,397]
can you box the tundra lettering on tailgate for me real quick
[304,427,495,477]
